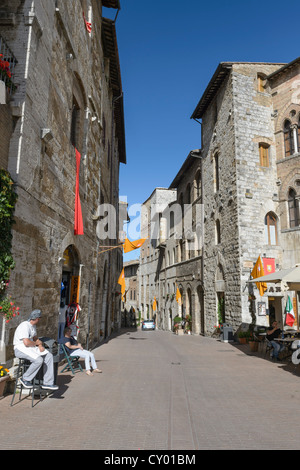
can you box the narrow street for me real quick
[1,328,300,450]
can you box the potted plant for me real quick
[238,331,250,344]
[173,316,182,334]
[213,324,222,336]
[0,295,20,323]
[248,332,259,352]
[185,315,192,334]
[0,365,10,397]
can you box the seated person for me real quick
[13,309,58,390]
[266,321,284,360]
[60,327,102,376]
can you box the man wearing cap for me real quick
[13,309,58,391]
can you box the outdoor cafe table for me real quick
[274,337,296,360]
[283,330,300,337]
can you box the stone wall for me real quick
[0,0,125,360]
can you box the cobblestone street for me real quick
[1,328,300,450]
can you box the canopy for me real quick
[249,265,300,291]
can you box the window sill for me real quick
[281,227,300,233]
[277,153,300,164]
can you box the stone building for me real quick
[140,58,300,337]
[122,259,139,326]
[190,59,300,334]
[139,155,204,334]
[0,0,126,361]
[139,188,177,324]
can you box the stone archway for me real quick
[215,263,225,324]
[195,285,204,335]
[59,245,80,338]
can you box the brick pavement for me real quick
[1,328,300,450]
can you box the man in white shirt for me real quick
[13,309,58,391]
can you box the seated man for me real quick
[13,309,58,390]
[266,321,285,361]
[60,327,102,376]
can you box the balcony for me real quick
[0,35,17,95]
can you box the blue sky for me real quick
[104,0,300,260]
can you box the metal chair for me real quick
[264,338,274,359]
[60,344,83,375]
[10,358,43,407]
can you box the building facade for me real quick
[0,0,126,361]
[140,58,300,337]
[191,60,300,334]
[122,259,139,326]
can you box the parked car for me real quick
[142,319,156,330]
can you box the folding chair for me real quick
[60,344,83,375]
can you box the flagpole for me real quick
[98,244,123,255]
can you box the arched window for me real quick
[298,115,300,151]
[288,188,300,228]
[214,152,220,192]
[215,219,221,244]
[264,212,278,245]
[70,74,86,152]
[186,183,191,204]
[195,170,201,199]
[284,119,294,157]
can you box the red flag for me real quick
[83,12,92,33]
[263,258,275,274]
[74,148,84,236]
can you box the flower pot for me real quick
[238,337,247,344]
[0,375,9,397]
[249,341,258,352]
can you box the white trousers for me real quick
[15,349,55,386]
[70,349,97,371]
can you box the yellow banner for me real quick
[251,256,267,296]
[70,276,80,304]
[123,238,146,253]
[118,268,125,301]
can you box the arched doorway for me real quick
[215,264,225,324]
[59,245,80,338]
[101,261,108,338]
[195,285,204,335]
[186,286,192,331]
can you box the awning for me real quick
[249,265,300,291]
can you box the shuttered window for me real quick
[259,143,269,167]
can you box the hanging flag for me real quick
[153,297,157,312]
[74,148,84,236]
[83,11,92,33]
[262,257,275,274]
[123,238,146,253]
[118,268,125,301]
[176,287,182,306]
[285,296,295,327]
[251,256,267,296]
